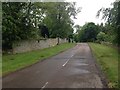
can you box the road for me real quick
[2,43,106,88]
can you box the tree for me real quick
[2,2,80,50]
[2,2,44,50]
[43,2,80,39]
[74,25,81,34]
[77,22,100,42]
[73,33,79,42]
[97,1,120,45]
[2,2,30,49]
[38,24,49,38]
[97,32,106,43]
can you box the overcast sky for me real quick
[66,0,115,26]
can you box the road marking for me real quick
[62,54,74,67]
[41,82,48,90]
[71,54,74,57]
[62,59,69,67]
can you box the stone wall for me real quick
[13,38,67,54]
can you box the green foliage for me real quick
[2,2,80,50]
[73,34,79,42]
[43,2,80,39]
[97,32,106,42]
[77,22,100,42]
[97,1,120,45]
[2,2,37,49]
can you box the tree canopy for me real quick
[2,2,80,50]
[97,0,120,45]
[77,22,100,42]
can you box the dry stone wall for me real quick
[13,38,67,54]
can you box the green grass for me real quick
[2,43,75,76]
[89,43,119,88]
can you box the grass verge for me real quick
[3,43,75,76]
[89,43,119,88]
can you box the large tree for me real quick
[43,2,80,38]
[2,2,29,49]
[97,1,120,45]
[2,2,80,50]
[2,2,46,49]
[77,22,100,42]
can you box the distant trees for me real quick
[73,25,81,42]
[2,2,80,50]
[77,22,100,42]
[74,22,115,44]
[74,0,120,46]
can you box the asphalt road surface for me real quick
[3,43,106,88]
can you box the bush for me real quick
[97,32,106,42]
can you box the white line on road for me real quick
[62,59,69,67]
[41,82,48,90]
[62,54,74,67]
[71,54,74,57]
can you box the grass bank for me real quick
[3,43,75,76]
[89,43,119,88]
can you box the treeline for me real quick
[74,1,120,46]
[2,2,80,50]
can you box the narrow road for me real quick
[3,43,106,88]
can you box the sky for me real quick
[66,0,115,26]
